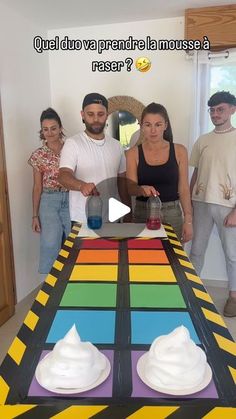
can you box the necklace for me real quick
[214,126,234,133]
[84,131,106,146]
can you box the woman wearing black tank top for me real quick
[126,103,192,243]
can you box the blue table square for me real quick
[46,310,116,344]
[131,311,200,344]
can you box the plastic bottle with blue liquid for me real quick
[87,195,103,229]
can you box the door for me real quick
[0,98,16,326]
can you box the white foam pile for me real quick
[37,324,107,389]
[145,325,207,389]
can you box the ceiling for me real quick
[1,0,234,30]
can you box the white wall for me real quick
[0,3,51,301]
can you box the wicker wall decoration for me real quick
[108,95,145,146]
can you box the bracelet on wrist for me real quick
[184,215,192,223]
[32,215,38,218]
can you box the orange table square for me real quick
[128,250,169,264]
[76,250,119,264]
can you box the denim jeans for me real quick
[39,191,71,274]
[190,201,236,291]
[133,199,183,240]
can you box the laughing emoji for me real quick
[135,57,151,72]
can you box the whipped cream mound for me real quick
[145,325,207,390]
[37,324,107,389]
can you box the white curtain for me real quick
[189,48,236,151]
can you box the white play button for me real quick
[108,198,130,222]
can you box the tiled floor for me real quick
[0,283,235,365]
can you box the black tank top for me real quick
[137,142,179,202]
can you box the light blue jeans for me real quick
[39,191,71,274]
[190,201,236,291]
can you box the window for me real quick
[190,49,236,149]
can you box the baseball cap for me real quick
[82,93,108,110]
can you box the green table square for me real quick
[130,284,186,308]
[60,283,117,307]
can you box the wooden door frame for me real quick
[0,96,16,325]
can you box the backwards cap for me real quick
[82,93,108,110]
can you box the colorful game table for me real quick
[0,223,236,419]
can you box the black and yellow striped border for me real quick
[164,224,236,388]
[0,404,236,418]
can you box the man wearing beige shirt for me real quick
[190,91,236,317]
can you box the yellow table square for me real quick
[70,265,118,281]
[129,265,176,282]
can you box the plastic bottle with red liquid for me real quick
[146,195,162,230]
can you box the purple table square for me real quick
[28,349,113,398]
[131,351,218,399]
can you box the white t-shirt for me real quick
[190,130,236,208]
[60,132,126,222]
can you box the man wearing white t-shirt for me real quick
[189,91,236,317]
[59,92,129,223]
